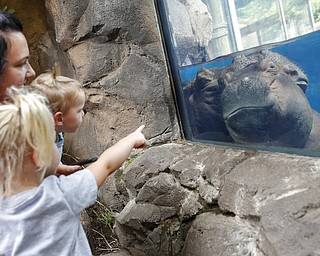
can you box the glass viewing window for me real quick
[156,0,320,156]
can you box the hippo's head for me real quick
[220,57,313,148]
[185,49,313,148]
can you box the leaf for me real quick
[1,6,8,11]
[0,6,15,13]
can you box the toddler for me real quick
[31,71,86,175]
[0,86,147,255]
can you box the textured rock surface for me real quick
[11,0,320,255]
[42,0,180,159]
[1,0,49,76]
[116,143,320,255]
[182,213,262,256]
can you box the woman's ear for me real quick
[53,112,64,126]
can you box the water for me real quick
[180,30,320,112]
[179,30,320,156]
[274,31,320,112]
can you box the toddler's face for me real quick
[60,91,85,133]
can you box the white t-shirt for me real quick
[0,169,97,256]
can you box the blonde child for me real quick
[0,86,147,255]
[30,71,86,175]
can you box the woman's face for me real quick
[0,31,35,101]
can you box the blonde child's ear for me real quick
[32,149,40,167]
[53,112,64,126]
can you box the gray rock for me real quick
[28,0,320,255]
[182,212,263,256]
[101,250,132,256]
[260,183,320,255]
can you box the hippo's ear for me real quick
[253,50,269,61]
[258,49,270,56]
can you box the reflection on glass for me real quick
[236,0,315,50]
[157,0,320,155]
[162,0,319,66]
[180,31,320,154]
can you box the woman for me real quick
[0,11,35,101]
[0,12,81,175]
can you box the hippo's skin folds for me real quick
[185,50,320,150]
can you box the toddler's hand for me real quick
[131,125,148,148]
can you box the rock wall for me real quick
[1,0,49,76]
[9,0,320,255]
[118,143,320,255]
[41,0,181,159]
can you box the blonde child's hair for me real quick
[30,71,84,113]
[0,86,55,200]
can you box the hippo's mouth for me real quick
[224,106,283,143]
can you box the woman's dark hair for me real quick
[0,12,23,76]
[0,35,7,76]
[0,11,23,33]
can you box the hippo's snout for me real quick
[221,75,272,120]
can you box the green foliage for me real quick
[89,199,116,229]
[97,211,115,228]
[86,199,119,253]
[236,0,278,23]
[313,0,320,22]
[0,6,15,13]
[236,0,308,24]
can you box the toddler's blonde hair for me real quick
[0,86,55,200]
[30,71,84,114]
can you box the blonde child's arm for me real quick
[87,125,148,187]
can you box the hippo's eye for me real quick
[289,70,298,80]
[283,65,299,80]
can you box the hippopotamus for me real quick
[185,50,320,150]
